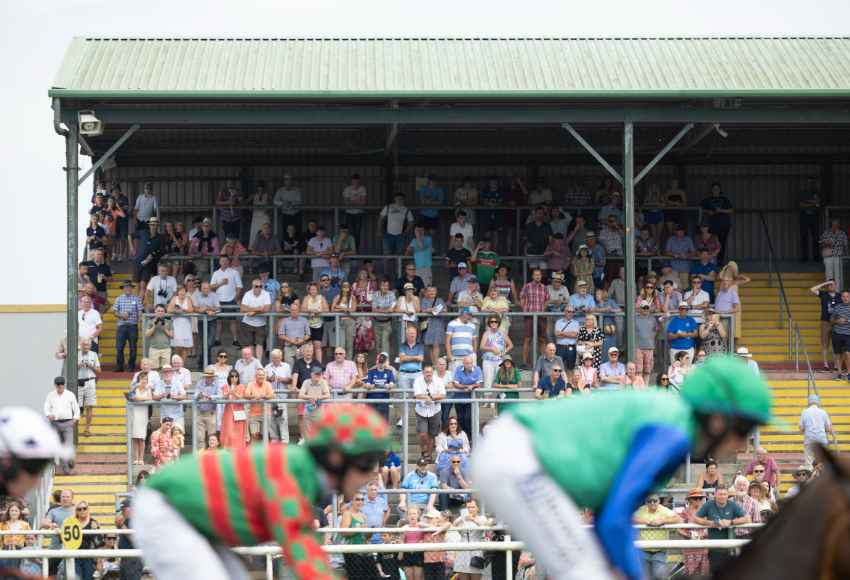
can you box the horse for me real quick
[714,445,850,580]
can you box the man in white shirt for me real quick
[273,173,303,235]
[78,295,103,353]
[306,226,333,281]
[449,211,475,252]
[44,376,79,472]
[210,256,243,347]
[146,263,178,311]
[683,276,711,323]
[77,338,100,436]
[170,354,192,387]
[342,173,368,244]
[799,394,833,469]
[234,346,262,385]
[153,365,188,432]
[380,193,415,273]
[240,279,272,361]
[264,348,295,443]
[413,364,446,461]
[736,347,761,376]
[192,280,221,354]
[598,347,626,389]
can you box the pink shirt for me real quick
[324,360,358,392]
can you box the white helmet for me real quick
[0,407,74,462]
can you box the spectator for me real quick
[820,219,848,291]
[324,347,358,398]
[134,217,168,298]
[799,394,833,468]
[445,308,478,373]
[568,279,596,321]
[535,364,567,399]
[330,281,357,357]
[276,302,310,368]
[81,281,108,315]
[189,217,220,257]
[488,264,519,304]
[192,280,221,355]
[234,346,262,385]
[273,173,303,236]
[417,176,445,238]
[665,224,697,290]
[111,281,144,372]
[95,532,122,578]
[693,487,750,571]
[493,355,521,412]
[380,193,415,270]
[694,349,708,366]
[633,493,681,580]
[444,234,473,283]
[799,178,822,262]
[129,372,152,465]
[607,265,627,308]
[167,285,194,363]
[43,376,79,473]
[220,369,247,449]
[634,301,658,383]
[306,225,333,282]
[566,214,590,255]
[265,349,295,443]
[544,232,570,278]
[554,306,580,371]
[382,449,402,489]
[397,263,427,297]
[361,352,394,422]
[598,215,624,256]
[399,458,439,515]
[414,364,446,462]
[77,338,100,436]
[280,223,303,276]
[545,272,570,329]
[370,279,397,358]
[577,315,605,369]
[421,286,448,365]
[718,261,751,340]
[594,287,622,357]
[43,490,76,576]
[636,225,659,257]
[448,355,482,443]
[210,255,243,347]
[78,295,103,353]
[153,365,187,432]
[453,177,479,222]
[351,268,377,313]
[361,481,390,544]
[215,184,241,241]
[251,222,279,257]
[735,347,760,375]
[74,500,100,580]
[524,206,553,270]
[667,303,698,363]
[623,362,646,389]
[452,499,491,580]
[481,283,511,337]
[470,237,500,290]
[785,465,812,498]
[700,182,734,264]
[659,278,683,315]
[677,488,710,576]
[447,262,475,305]
[480,315,513,391]
[244,367,274,442]
[749,464,778,505]
[150,416,177,468]
[219,235,248,275]
[520,268,548,367]
[170,355,192,389]
[668,350,693,391]
[696,458,724,490]
[321,252,348,288]
[636,279,661,313]
[456,278,484,320]
[584,233,606,289]
[662,178,688,237]
[84,248,112,299]
[132,181,159,230]
[599,347,626,389]
[449,210,475,252]
[192,367,223,449]
[811,279,841,371]
[1,500,32,556]
[695,226,721,267]
[404,224,435,286]
[439,456,472,510]
[683,275,711,324]
[301,282,329,364]
[598,190,624,224]
[699,311,728,356]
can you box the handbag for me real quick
[232,409,247,422]
[470,555,487,569]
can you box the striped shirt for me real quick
[447,318,477,358]
[831,302,850,335]
[112,294,144,326]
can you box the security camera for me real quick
[78,110,103,137]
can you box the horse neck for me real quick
[714,474,839,580]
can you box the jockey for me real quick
[471,355,773,580]
[133,403,390,580]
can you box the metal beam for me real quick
[65,128,79,390]
[677,123,719,154]
[562,123,623,184]
[69,104,850,127]
[78,135,95,157]
[385,123,398,157]
[77,124,140,186]
[623,122,637,362]
[634,123,694,184]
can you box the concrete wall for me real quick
[0,310,66,412]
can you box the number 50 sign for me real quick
[61,517,83,550]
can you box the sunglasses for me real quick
[218,354,228,358]
[77,506,88,511]
[451,460,461,464]
[553,369,562,373]
[488,320,499,325]
[335,352,345,356]
[647,499,660,504]
[660,377,669,381]
[753,470,765,474]
[253,285,262,289]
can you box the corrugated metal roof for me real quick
[50,37,850,99]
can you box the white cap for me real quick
[0,407,74,461]
[736,347,752,358]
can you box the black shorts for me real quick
[832,332,850,354]
[310,326,324,341]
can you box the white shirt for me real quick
[78,350,100,384]
[273,186,302,216]
[413,375,446,418]
[173,367,192,388]
[44,389,80,421]
[78,308,102,342]
[449,222,475,251]
[380,203,414,236]
[683,289,711,322]
[147,275,178,308]
[234,358,262,385]
[132,370,161,389]
[342,185,368,215]
[307,237,332,269]
[265,361,292,390]
[210,267,243,302]
[241,289,272,327]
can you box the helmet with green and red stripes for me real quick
[305,403,390,456]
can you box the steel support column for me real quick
[561,123,623,183]
[634,123,694,185]
[623,123,637,362]
[65,128,80,388]
[77,124,140,186]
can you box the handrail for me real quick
[757,210,819,397]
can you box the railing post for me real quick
[396,256,402,280]
[263,401,270,445]
[335,314,341,349]
[685,454,692,484]
[504,534,513,580]
[266,553,273,580]
[471,388,479,448]
[202,314,209,369]
[532,314,538,363]
[66,558,77,580]
[267,314,275,359]
[272,256,278,279]
[401,389,410,477]
[42,558,48,578]
[141,314,148,362]
[126,401,133,487]
[191,399,198,454]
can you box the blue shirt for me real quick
[192,377,223,414]
[665,236,696,273]
[417,185,445,218]
[537,376,566,398]
[154,379,186,421]
[365,368,396,400]
[408,236,434,269]
[383,452,401,469]
[399,342,425,373]
[401,470,439,505]
[690,262,718,297]
[262,278,281,298]
[453,365,483,388]
[447,318,477,358]
[362,494,389,543]
[319,266,347,288]
[667,316,698,350]
[112,294,144,326]
[569,294,596,320]
[589,244,606,275]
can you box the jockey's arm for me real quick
[267,498,335,580]
[594,424,691,580]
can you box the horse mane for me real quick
[715,449,850,579]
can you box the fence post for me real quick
[66,558,77,580]
[396,256,402,280]
[141,315,148,363]
[263,402,270,445]
[532,314,539,364]
[335,315,341,349]
[191,399,198,454]
[401,389,410,477]
[266,553,274,580]
[504,534,513,580]
[126,401,133,488]
[471,388,480,448]
[202,314,209,369]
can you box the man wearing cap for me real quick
[320,253,348,288]
[193,367,223,448]
[447,262,476,305]
[799,394,833,469]
[677,489,709,577]
[634,302,659,384]
[667,303,699,364]
[112,280,144,372]
[554,306,581,370]
[568,279,596,323]
[153,365,187,433]
[664,225,697,291]
[785,465,812,498]
[599,347,626,389]
[632,494,681,579]
[399,457,439,515]
[364,352,396,422]
[44,377,80,473]
[736,346,761,376]
[413,364,445,460]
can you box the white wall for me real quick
[0,311,66,412]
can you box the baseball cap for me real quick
[54,376,66,385]
[457,262,468,269]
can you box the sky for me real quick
[1,0,849,305]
